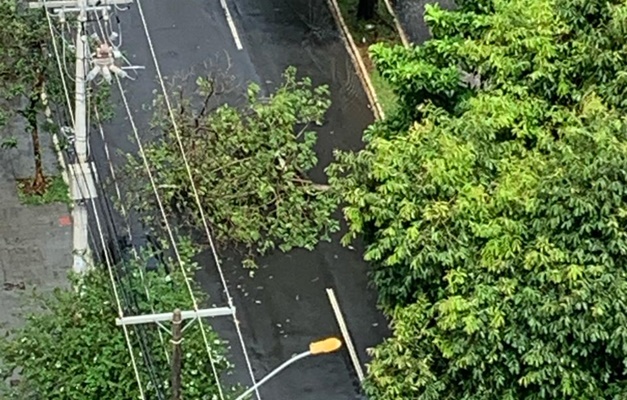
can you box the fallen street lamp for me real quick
[234,337,343,400]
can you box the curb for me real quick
[381,0,410,48]
[325,0,385,120]
[40,86,72,200]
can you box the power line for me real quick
[83,10,228,394]
[56,96,165,399]
[80,20,171,396]
[53,4,228,396]
[42,2,75,124]
[37,2,147,398]
[114,74,227,400]
[68,131,148,400]
[75,162,161,399]
[84,159,167,400]
[40,2,246,397]
[46,64,162,400]
[94,105,170,398]
[66,99,167,399]
[134,1,261,398]
[94,104,169,315]
[93,104,172,370]
[51,100,156,399]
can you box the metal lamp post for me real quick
[234,337,343,400]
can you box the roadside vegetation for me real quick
[0,239,232,399]
[0,0,72,198]
[17,175,69,205]
[328,0,627,398]
[6,0,627,398]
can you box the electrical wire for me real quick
[84,159,167,400]
[58,93,164,399]
[57,7,219,399]
[84,14,176,394]
[43,1,74,124]
[114,75,227,400]
[93,105,171,365]
[134,1,261,398]
[59,116,148,400]
[81,22,170,397]
[62,158,162,399]
[103,0,123,48]
[91,5,108,44]
[42,4,146,398]
[49,21,75,82]
[73,156,149,400]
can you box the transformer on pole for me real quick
[29,0,133,273]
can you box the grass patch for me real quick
[336,0,401,115]
[17,175,70,205]
[371,68,398,115]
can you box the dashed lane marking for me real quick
[220,0,243,50]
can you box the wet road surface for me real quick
[394,0,456,44]
[88,0,388,399]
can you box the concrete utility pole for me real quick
[73,0,90,273]
[29,0,133,274]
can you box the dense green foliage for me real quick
[0,240,229,399]
[123,67,338,263]
[0,0,63,110]
[328,0,627,398]
[368,0,627,125]
[337,94,627,399]
[0,1,109,195]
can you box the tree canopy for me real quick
[123,67,338,264]
[337,93,627,399]
[368,0,627,125]
[328,0,627,398]
[0,0,72,192]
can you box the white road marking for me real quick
[326,287,365,382]
[220,0,243,50]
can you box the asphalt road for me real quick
[394,0,456,44]
[88,0,388,399]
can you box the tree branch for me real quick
[292,176,330,191]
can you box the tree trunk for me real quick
[357,0,377,20]
[27,74,46,195]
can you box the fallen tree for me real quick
[123,67,339,265]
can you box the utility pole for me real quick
[72,0,90,274]
[29,0,133,274]
[30,4,248,398]
[171,309,183,400]
[116,306,236,397]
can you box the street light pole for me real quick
[234,338,342,400]
[235,351,312,400]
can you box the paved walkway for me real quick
[0,118,72,337]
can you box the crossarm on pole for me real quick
[116,307,235,326]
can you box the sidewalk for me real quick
[393,0,456,44]
[0,117,72,337]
